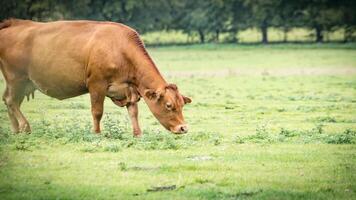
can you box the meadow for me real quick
[0,43,355,200]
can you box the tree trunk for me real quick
[215,29,220,43]
[261,24,268,43]
[315,26,323,43]
[198,29,205,43]
[283,27,288,43]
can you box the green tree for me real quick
[339,0,356,42]
[275,0,304,42]
[207,0,231,42]
[0,0,21,20]
[1,0,354,44]
[244,0,280,43]
[300,0,343,43]
[178,0,210,43]
[177,0,232,43]
[227,0,251,42]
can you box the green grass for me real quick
[150,43,356,72]
[0,44,356,199]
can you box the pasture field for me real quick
[0,44,356,200]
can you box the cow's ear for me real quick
[166,83,178,90]
[182,95,192,104]
[144,89,162,101]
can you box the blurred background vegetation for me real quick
[1,0,355,45]
[0,0,356,44]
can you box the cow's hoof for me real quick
[19,123,31,133]
[11,126,20,134]
[93,129,101,134]
[133,131,142,137]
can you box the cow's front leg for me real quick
[89,84,106,133]
[126,102,142,137]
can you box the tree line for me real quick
[1,0,355,43]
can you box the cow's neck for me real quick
[133,57,166,95]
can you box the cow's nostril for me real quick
[172,124,188,134]
[180,125,188,133]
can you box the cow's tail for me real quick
[0,19,13,31]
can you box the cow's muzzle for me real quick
[172,124,188,134]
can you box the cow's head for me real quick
[143,84,192,134]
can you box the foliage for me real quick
[0,0,355,43]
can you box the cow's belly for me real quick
[28,62,88,100]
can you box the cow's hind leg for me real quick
[3,81,31,133]
[2,87,19,132]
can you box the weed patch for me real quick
[234,124,356,144]
[325,129,356,144]
[313,116,337,123]
[103,143,121,152]
[242,124,277,143]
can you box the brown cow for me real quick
[0,19,192,136]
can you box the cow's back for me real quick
[0,19,131,99]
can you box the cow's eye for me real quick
[165,102,173,110]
